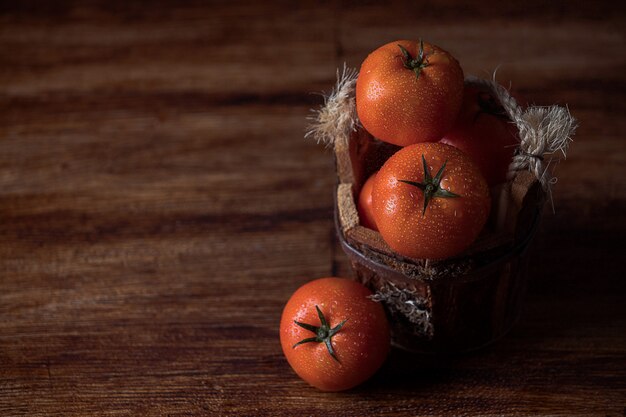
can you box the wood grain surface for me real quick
[1,1,625,416]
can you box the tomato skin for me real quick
[372,142,490,260]
[440,84,520,186]
[280,278,390,391]
[357,171,379,231]
[356,39,464,147]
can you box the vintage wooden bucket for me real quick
[334,125,544,353]
[308,69,576,353]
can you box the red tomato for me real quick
[440,84,520,185]
[356,39,464,146]
[372,142,490,260]
[280,277,390,391]
[357,171,378,231]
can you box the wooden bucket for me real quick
[334,123,546,353]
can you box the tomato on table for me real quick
[356,39,464,146]
[440,84,521,185]
[280,277,390,391]
[357,171,379,231]
[372,142,490,260]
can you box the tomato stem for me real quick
[398,39,430,80]
[293,305,347,362]
[399,155,460,216]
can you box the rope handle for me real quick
[465,75,578,191]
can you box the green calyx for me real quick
[399,155,460,216]
[398,39,430,79]
[293,305,347,362]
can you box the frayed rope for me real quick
[370,282,434,339]
[465,75,578,202]
[305,64,359,148]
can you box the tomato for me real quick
[372,142,490,260]
[357,171,379,231]
[279,277,390,391]
[440,84,520,186]
[356,39,464,146]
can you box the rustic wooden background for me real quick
[1,1,625,415]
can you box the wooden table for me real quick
[1,1,625,415]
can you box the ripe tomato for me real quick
[280,277,390,391]
[356,39,464,146]
[357,171,379,231]
[440,84,520,185]
[372,142,490,260]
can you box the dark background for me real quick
[1,1,625,415]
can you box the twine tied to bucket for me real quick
[369,282,434,339]
[304,63,359,146]
[465,75,578,200]
[305,64,359,148]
